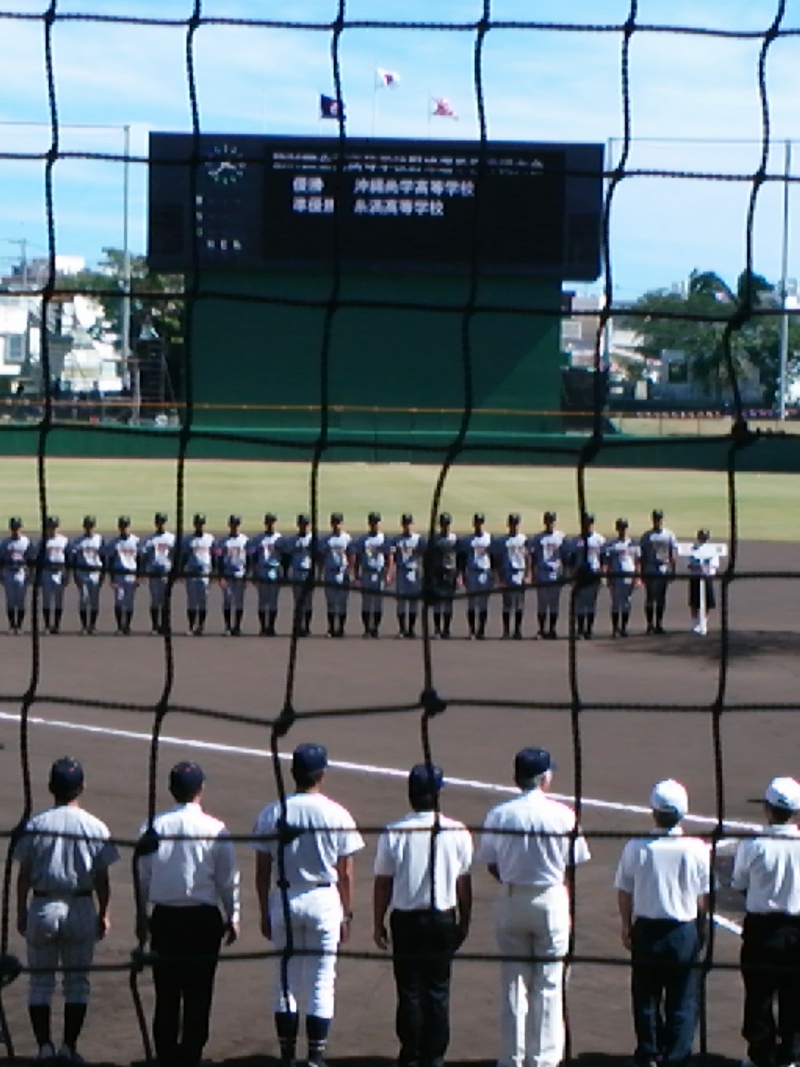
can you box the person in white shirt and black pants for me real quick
[136,761,240,1067]
[731,776,800,1067]
[477,747,590,1067]
[373,763,473,1067]
[614,780,710,1067]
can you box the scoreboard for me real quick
[148,133,603,280]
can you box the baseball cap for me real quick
[154,511,168,523]
[409,763,445,794]
[228,514,241,525]
[697,529,710,540]
[297,513,310,525]
[193,513,206,525]
[83,515,96,527]
[169,761,205,796]
[616,517,629,528]
[8,517,22,529]
[473,512,485,524]
[49,757,84,794]
[439,511,452,525]
[401,512,413,524]
[650,779,689,819]
[583,512,595,525]
[330,512,344,524]
[368,511,381,523]
[46,515,59,527]
[508,512,521,524]
[543,511,557,523]
[763,777,800,811]
[118,515,131,527]
[515,747,556,780]
[652,509,664,520]
[264,512,277,523]
[292,742,328,777]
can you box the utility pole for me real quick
[5,237,29,285]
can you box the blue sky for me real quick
[0,0,799,300]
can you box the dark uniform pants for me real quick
[741,913,800,1067]
[631,918,700,1067]
[390,908,458,1067]
[150,904,224,1067]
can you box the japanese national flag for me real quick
[432,96,458,119]
[376,68,401,88]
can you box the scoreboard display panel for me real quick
[148,133,603,280]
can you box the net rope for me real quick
[0,1,797,1062]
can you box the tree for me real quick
[619,269,800,404]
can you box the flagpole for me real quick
[372,65,377,138]
[427,90,431,136]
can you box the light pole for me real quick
[778,140,792,421]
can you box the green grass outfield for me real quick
[0,457,794,541]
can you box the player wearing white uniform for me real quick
[373,764,473,1067]
[0,516,31,634]
[285,513,315,637]
[393,513,425,639]
[104,516,140,635]
[496,512,530,640]
[14,758,119,1063]
[320,513,352,638]
[180,514,215,636]
[253,743,365,1067]
[142,512,176,636]
[35,516,69,635]
[426,512,459,639]
[602,518,640,638]
[566,513,606,640]
[216,515,249,636]
[248,512,284,636]
[69,516,104,635]
[640,509,678,635]
[478,747,590,1067]
[615,780,710,1067]
[686,529,720,635]
[460,512,493,640]
[732,776,800,1067]
[529,511,566,639]
[352,512,393,638]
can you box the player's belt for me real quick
[33,889,92,898]
[276,880,332,890]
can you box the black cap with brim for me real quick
[193,513,206,525]
[83,515,96,527]
[401,513,413,524]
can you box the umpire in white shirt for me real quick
[731,776,800,1067]
[136,761,240,1067]
[477,747,590,1067]
[373,763,473,1067]
[614,780,710,1067]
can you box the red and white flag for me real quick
[431,96,458,119]
[376,68,401,88]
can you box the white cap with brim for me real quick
[764,777,800,811]
[650,779,689,819]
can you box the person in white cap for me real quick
[731,776,800,1067]
[477,747,590,1067]
[614,780,711,1067]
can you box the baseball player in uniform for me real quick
[373,764,473,1067]
[732,776,800,1067]
[37,516,69,635]
[179,514,215,636]
[136,761,239,1067]
[252,743,364,1067]
[14,757,119,1063]
[640,509,678,634]
[285,513,315,637]
[425,512,458,639]
[216,515,249,636]
[497,512,529,640]
[687,529,719,635]
[602,518,640,638]
[529,511,566,639]
[477,747,590,1067]
[566,513,606,640]
[69,516,104,635]
[460,512,493,640]
[104,516,140,635]
[1,516,31,634]
[615,779,710,1067]
[142,512,175,635]
[352,512,392,638]
[320,512,352,638]
[248,512,283,636]
[393,513,425,639]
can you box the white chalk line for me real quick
[0,709,747,936]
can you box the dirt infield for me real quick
[0,541,798,1066]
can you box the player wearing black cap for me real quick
[602,518,640,637]
[352,511,393,638]
[136,762,239,1067]
[14,758,119,1063]
[142,511,175,635]
[426,512,459,639]
[529,511,566,639]
[393,513,425,638]
[104,516,140,635]
[248,512,284,636]
[461,512,493,639]
[69,515,104,634]
[179,514,215,636]
[686,528,719,635]
[321,512,352,638]
[215,514,249,635]
[0,516,31,634]
[640,509,678,634]
[286,513,315,637]
[37,516,69,634]
[497,512,530,639]
[566,513,606,640]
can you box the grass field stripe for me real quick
[0,709,764,832]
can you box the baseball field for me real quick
[0,457,797,1067]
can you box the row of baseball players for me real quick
[12,746,799,1067]
[0,507,720,639]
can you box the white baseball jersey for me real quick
[352,531,391,577]
[393,532,425,586]
[70,532,104,583]
[687,543,720,578]
[462,531,492,574]
[14,805,119,894]
[640,528,678,574]
[498,533,528,585]
[104,534,140,577]
[248,531,284,579]
[251,792,365,884]
[603,536,639,575]
[39,533,69,574]
[181,532,215,575]
[142,530,176,575]
[216,532,249,578]
[0,534,31,580]
[321,532,352,582]
[529,530,565,582]
[286,532,314,578]
[568,531,606,574]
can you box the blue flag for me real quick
[320,94,344,120]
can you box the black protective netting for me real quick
[0,2,799,1064]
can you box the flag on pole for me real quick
[376,68,401,88]
[320,93,344,119]
[431,96,458,119]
